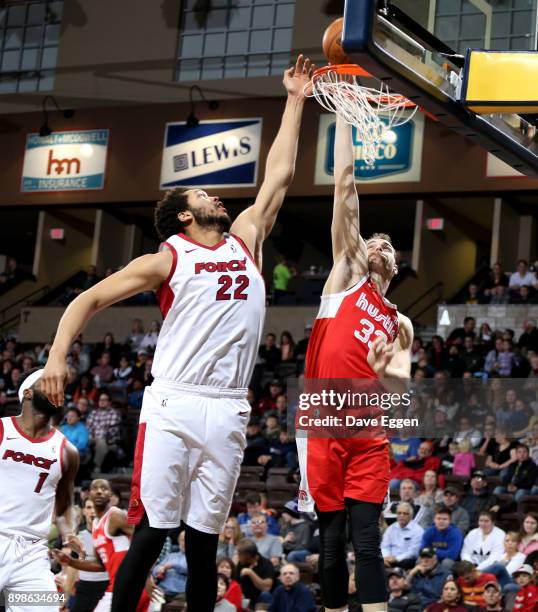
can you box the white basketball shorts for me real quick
[127,379,250,534]
[0,534,58,612]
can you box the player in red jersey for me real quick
[53,479,152,612]
[297,115,413,612]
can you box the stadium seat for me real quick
[240,466,265,480]
[267,489,296,511]
[444,474,469,488]
[496,512,524,532]
[517,495,538,514]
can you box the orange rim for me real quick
[312,64,417,109]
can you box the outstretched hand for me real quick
[367,336,396,377]
[283,54,315,98]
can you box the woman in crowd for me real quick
[417,470,444,508]
[140,320,160,351]
[279,331,295,363]
[214,574,236,611]
[519,512,538,557]
[479,531,525,592]
[425,579,468,611]
[217,518,242,560]
[216,558,243,612]
[427,335,446,371]
[72,373,98,406]
[124,318,145,353]
[484,431,517,477]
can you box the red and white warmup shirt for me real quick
[298,275,400,512]
[0,416,66,540]
[152,232,266,389]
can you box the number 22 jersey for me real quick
[151,232,266,389]
[305,274,400,379]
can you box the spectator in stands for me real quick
[527,422,538,462]
[279,331,295,364]
[215,574,236,611]
[262,414,281,441]
[485,338,504,375]
[460,470,500,529]
[498,340,517,377]
[484,263,509,298]
[216,558,243,612]
[440,442,459,475]
[441,488,470,535]
[258,425,298,471]
[86,391,122,474]
[386,567,421,612]
[410,337,423,364]
[91,352,114,385]
[218,517,242,560]
[408,547,451,608]
[127,378,144,411]
[95,332,120,365]
[511,284,537,305]
[461,511,506,569]
[382,502,424,570]
[519,320,538,353]
[460,336,483,373]
[238,493,280,536]
[275,394,287,427]
[280,500,311,560]
[509,260,536,291]
[453,560,498,607]
[452,439,476,479]
[427,335,446,371]
[425,579,468,612]
[69,340,91,374]
[73,374,98,406]
[477,323,494,348]
[421,507,463,569]
[273,256,294,305]
[75,397,91,422]
[268,563,316,612]
[140,320,160,352]
[485,430,517,477]
[152,531,188,600]
[258,333,281,373]
[236,539,274,607]
[465,283,480,304]
[390,442,441,495]
[454,416,482,450]
[243,417,268,466]
[63,366,79,405]
[444,345,466,378]
[61,407,89,456]
[512,564,538,612]
[258,379,284,414]
[494,445,538,502]
[124,318,145,354]
[250,512,283,567]
[482,581,504,611]
[391,434,421,464]
[507,399,533,434]
[385,480,433,530]
[417,470,444,509]
[293,324,311,369]
[82,265,99,290]
[112,355,133,389]
[5,366,21,398]
[447,317,476,345]
[519,513,538,557]
[490,285,510,305]
[479,531,525,592]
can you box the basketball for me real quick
[322,17,349,64]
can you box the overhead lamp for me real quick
[39,95,74,137]
[186,85,219,128]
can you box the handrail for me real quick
[0,284,51,319]
[402,281,443,315]
[411,293,444,324]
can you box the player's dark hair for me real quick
[154,187,190,242]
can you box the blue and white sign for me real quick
[160,119,262,189]
[21,130,109,192]
[315,113,424,184]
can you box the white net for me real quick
[305,67,418,165]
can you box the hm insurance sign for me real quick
[315,113,424,184]
[21,130,109,192]
[160,119,262,189]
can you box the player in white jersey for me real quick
[41,54,313,612]
[0,368,79,612]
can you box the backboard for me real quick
[342,0,538,175]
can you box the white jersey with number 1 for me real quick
[151,232,266,388]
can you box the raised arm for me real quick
[43,251,172,406]
[331,115,367,264]
[231,55,313,267]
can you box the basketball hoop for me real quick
[305,64,419,166]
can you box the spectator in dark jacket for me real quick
[460,470,500,529]
[387,568,422,612]
[441,488,470,535]
[258,333,281,372]
[493,444,538,502]
[420,507,463,569]
[408,548,452,608]
[280,501,311,557]
[268,564,315,612]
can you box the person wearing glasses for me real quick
[381,502,424,570]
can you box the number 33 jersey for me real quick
[152,232,266,389]
[305,275,399,379]
[0,416,66,540]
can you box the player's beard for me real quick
[191,208,232,233]
[32,389,62,417]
